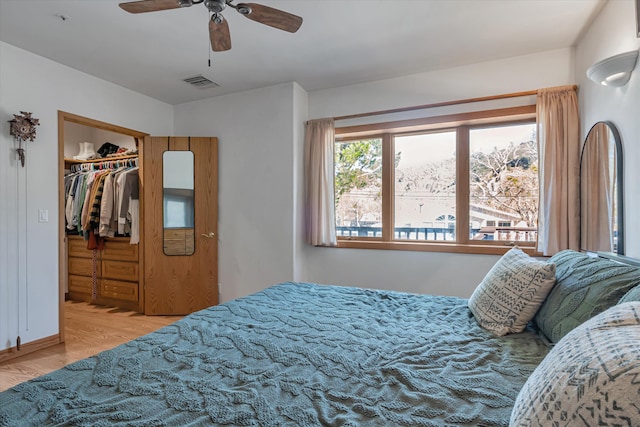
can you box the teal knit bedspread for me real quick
[0,282,549,426]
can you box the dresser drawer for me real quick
[102,240,138,261]
[67,237,92,258]
[68,274,93,294]
[101,279,138,302]
[102,260,138,281]
[68,257,99,276]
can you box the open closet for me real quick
[58,112,218,335]
[60,111,146,320]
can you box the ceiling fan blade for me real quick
[238,3,302,33]
[119,0,181,14]
[209,17,232,51]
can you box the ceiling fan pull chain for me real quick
[208,11,212,66]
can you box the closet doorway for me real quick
[58,111,148,342]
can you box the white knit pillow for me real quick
[511,302,640,426]
[468,247,556,336]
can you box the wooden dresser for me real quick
[67,235,141,312]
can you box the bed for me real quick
[1,249,639,426]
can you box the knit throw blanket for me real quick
[0,282,549,426]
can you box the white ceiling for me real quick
[0,0,605,105]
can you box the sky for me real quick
[395,123,536,168]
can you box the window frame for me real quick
[334,105,540,256]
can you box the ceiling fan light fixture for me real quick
[119,0,302,50]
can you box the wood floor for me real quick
[0,300,182,392]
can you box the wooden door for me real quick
[142,137,218,315]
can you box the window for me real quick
[334,106,539,255]
[334,138,383,237]
[469,123,538,244]
[394,130,457,241]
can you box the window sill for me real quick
[335,239,542,256]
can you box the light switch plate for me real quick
[38,209,48,223]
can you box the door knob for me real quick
[201,232,216,238]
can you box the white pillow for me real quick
[468,247,556,336]
[511,302,640,426]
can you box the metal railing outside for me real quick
[336,226,537,241]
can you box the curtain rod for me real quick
[332,86,576,122]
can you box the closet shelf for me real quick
[64,154,139,164]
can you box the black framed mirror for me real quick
[580,121,624,254]
[163,150,195,256]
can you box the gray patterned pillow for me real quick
[468,247,556,336]
[619,284,640,303]
[534,250,640,343]
[511,302,640,426]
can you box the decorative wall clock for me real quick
[9,111,39,167]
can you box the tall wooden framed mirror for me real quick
[579,121,624,254]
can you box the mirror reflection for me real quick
[580,121,623,254]
[163,151,195,256]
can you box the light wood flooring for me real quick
[0,300,182,392]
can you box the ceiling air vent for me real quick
[183,75,219,89]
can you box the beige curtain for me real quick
[536,86,580,255]
[304,118,337,246]
[581,123,614,252]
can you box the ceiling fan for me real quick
[119,0,303,52]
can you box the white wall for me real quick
[309,48,574,120]
[173,83,301,302]
[292,83,309,282]
[0,42,173,352]
[575,0,640,259]
[304,48,577,298]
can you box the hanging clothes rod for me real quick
[331,87,575,122]
[69,156,138,173]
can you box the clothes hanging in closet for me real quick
[64,161,139,244]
